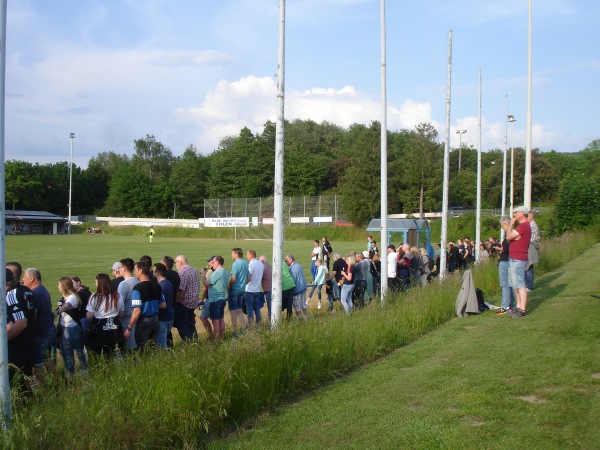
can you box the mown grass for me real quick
[211,240,600,449]
[2,229,596,448]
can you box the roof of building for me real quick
[5,210,68,222]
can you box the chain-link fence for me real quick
[203,195,347,226]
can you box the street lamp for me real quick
[456,129,467,172]
[68,133,75,234]
[507,116,516,216]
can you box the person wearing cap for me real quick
[5,267,36,387]
[501,205,532,318]
[525,209,540,291]
[110,261,124,292]
[201,256,228,343]
[198,256,215,339]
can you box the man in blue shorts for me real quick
[202,256,228,343]
[228,248,248,337]
[502,206,532,318]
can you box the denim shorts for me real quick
[227,289,244,311]
[508,258,527,289]
[199,301,210,319]
[209,299,226,320]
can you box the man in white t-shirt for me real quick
[244,249,264,327]
[310,240,322,281]
[387,245,398,291]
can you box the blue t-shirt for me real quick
[230,259,249,293]
[157,279,174,322]
[208,268,229,301]
[31,285,55,333]
[132,281,165,317]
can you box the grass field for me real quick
[6,233,363,302]
[210,243,600,449]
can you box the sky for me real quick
[4,0,600,167]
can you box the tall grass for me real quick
[2,230,596,448]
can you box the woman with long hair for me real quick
[85,273,124,358]
[339,254,356,314]
[55,277,88,375]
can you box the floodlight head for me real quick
[507,115,516,122]
[69,132,76,138]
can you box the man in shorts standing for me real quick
[502,205,532,318]
[201,256,228,343]
[228,248,248,337]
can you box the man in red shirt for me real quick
[502,206,532,318]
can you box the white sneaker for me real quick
[318,301,322,309]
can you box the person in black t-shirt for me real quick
[5,268,36,385]
[331,253,347,301]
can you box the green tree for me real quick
[170,145,209,218]
[339,122,382,225]
[5,161,44,210]
[555,177,600,233]
[132,135,174,183]
[394,123,443,216]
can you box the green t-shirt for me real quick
[282,263,296,291]
[208,268,228,301]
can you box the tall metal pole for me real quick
[475,68,482,261]
[456,129,466,172]
[524,0,533,209]
[509,116,516,215]
[379,0,388,301]
[68,133,75,234]
[501,95,508,240]
[271,0,285,326]
[0,0,11,429]
[440,29,452,279]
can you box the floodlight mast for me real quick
[271,0,285,327]
[379,0,388,302]
[440,29,452,279]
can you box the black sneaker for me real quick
[511,308,528,318]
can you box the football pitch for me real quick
[5,234,364,299]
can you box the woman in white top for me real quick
[307,259,326,309]
[85,273,125,358]
[55,277,88,375]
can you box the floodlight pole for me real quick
[524,0,533,209]
[271,0,285,326]
[455,129,466,172]
[501,95,508,241]
[0,0,11,429]
[379,0,388,302]
[475,68,482,261]
[508,115,516,216]
[440,29,452,279]
[68,132,75,234]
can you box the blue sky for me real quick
[5,0,599,167]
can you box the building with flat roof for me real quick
[5,210,67,235]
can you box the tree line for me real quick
[5,120,600,225]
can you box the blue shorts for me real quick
[508,259,527,289]
[199,301,210,319]
[228,289,244,311]
[209,299,226,320]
